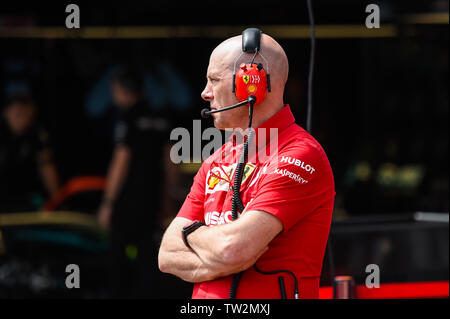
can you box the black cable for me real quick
[254,264,299,299]
[228,271,243,299]
[250,49,258,66]
[306,0,336,298]
[278,277,287,299]
[327,236,336,297]
[306,0,315,133]
[231,101,255,218]
[229,100,255,299]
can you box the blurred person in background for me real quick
[97,66,173,298]
[0,93,60,213]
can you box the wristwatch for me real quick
[181,220,205,250]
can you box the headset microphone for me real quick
[200,108,210,118]
[200,96,257,118]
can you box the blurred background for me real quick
[0,0,448,298]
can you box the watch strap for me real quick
[182,220,205,250]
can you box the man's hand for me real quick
[97,201,113,229]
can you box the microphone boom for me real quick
[200,96,256,118]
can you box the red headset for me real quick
[232,28,271,106]
[201,28,271,119]
[234,62,268,105]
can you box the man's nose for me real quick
[201,84,213,102]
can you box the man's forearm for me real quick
[187,216,271,275]
[159,242,246,282]
[188,224,231,268]
[159,222,226,282]
[159,217,260,284]
[158,248,217,283]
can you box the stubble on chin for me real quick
[212,117,226,130]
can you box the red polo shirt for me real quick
[177,105,335,299]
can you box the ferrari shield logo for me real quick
[207,174,221,190]
[243,75,250,84]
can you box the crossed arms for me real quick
[158,210,283,283]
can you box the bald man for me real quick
[158,32,335,299]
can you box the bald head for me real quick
[211,34,289,91]
[202,32,289,130]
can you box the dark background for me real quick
[1,0,448,216]
[0,0,448,298]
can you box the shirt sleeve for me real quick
[245,142,333,232]
[176,163,207,222]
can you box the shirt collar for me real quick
[256,104,295,135]
[228,104,296,145]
